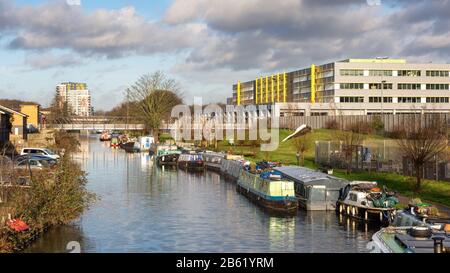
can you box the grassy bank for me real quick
[0,131,95,253]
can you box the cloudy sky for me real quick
[1,0,450,110]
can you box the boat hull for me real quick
[120,142,140,153]
[237,183,298,214]
[205,162,221,172]
[178,161,204,172]
[336,200,396,225]
[157,154,180,166]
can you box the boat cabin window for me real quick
[349,193,358,202]
[309,187,326,202]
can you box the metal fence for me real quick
[279,113,450,131]
[315,140,450,181]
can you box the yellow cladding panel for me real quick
[255,79,258,104]
[260,77,263,103]
[271,75,274,103]
[12,113,24,126]
[265,76,269,103]
[20,104,39,128]
[237,81,241,105]
[311,64,316,104]
[277,73,280,102]
[283,72,287,102]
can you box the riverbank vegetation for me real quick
[0,131,95,252]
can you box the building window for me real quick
[426,84,449,90]
[398,97,421,103]
[369,83,393,89]
[369,70,392,77]
[398,83,421,90]
[369,97,393,103]
[340,69,364,76]
[340,83,364,89]
[426,97,449,103]
[426,70,449,77]
[340,96,364,103]
[397,70,421,77]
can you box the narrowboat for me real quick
[275,166,348,211]
[120,141,139,153]
[336,181,399,224]
[136,136,154,152]
[202,152,226,172]
[237,169,298,214]
[177,153,204,171]
[110,137,120,148]
[369,226,450,253]
[156,145,181,166]
[368,199,450,253]
[219,155,247,182]
[99,131,111,141]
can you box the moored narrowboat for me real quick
[370,224,450,253]
[156,145,181,166]
[202,152,226,172]
[99,131,111,141]
[275,166,349,211]
[220,155,246,182]
[110,137,120,148]
[177,153,204,171]
[336,181,398,224]
[120,141,140,153]
[237,169,298,214]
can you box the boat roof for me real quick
[202,151,226,157]
[274,166,349,188]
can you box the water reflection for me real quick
[25,137,376,253]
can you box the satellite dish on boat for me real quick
[281,124,312,142]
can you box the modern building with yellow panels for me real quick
[56,82,92,116]
[229,58,450,116]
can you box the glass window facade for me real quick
[339,97,364,103]
[369,97,393,103]
[426,70,449,77]
[369,70,392,77]
[398,97,421,103]
[397,70,421,77]
[426,97,449,103]
[340,69,364,76]
[426,84,449,90]
[398,83,421,90]
[340,83,364,89]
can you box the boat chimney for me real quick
[432,234,446,253]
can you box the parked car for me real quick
[14,154,58,166]
[14,158,54,170]
[20,148,60,160]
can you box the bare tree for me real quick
[47,93,71,124]
[292,134,310,166]
[396,115,448,191]
[127,71,183,142]
[334,123,366,174]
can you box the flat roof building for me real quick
[229,58,450,116]
[56,82,92,117]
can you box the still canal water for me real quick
[25,136,376,253]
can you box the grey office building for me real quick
[229,58,450,116]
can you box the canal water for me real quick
[25,136,377,253]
